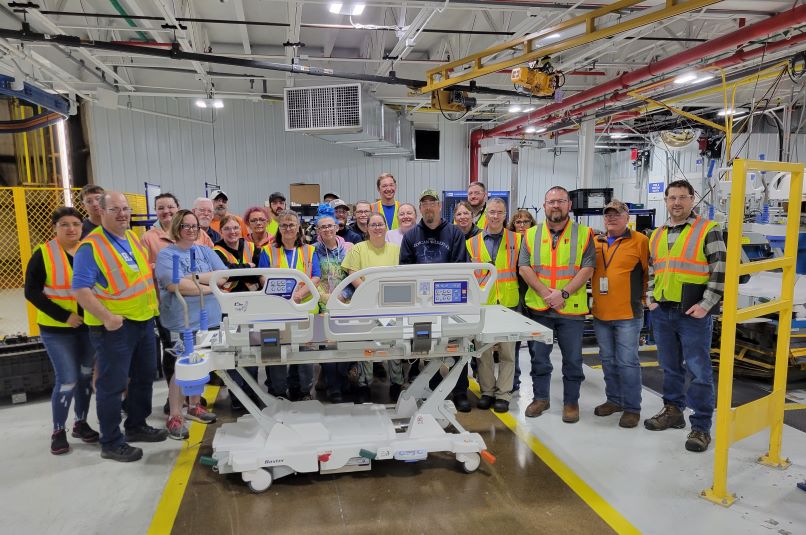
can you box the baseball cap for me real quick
[603,200,629,214]
[269,191,286,203]
[330,199,349,210]
[419,188,440,202]
[210,189,227,201]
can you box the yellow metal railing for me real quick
[702,158,804,507]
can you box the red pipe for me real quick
[488,4,806,138]
[470,128,484,182]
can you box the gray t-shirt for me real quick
[517,221,595,319]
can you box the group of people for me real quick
[25,173,723,463]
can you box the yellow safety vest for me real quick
[262,244,319,313]
[475,207,487,230]
[466,230,521,307]
[524,221,592,315]
[649,216,716,303]
[214,240,255,265]
[35,239,78,328]
[267,218,279,237]
[80,227,159,325]
[372,200,399,230]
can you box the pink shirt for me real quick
[141,223,213,266]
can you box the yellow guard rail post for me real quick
[702,158,804,506]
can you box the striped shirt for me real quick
[647,213,726,312]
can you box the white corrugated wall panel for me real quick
[88,98,470,214]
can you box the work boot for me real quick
[594,401,623,417]
[101,443,143,463]
[619,412,640,428]
[644,404,685,431]
[71,420,100,443]
[562,404,580,423]
[525,399,550,418]
[685,430,711,452]
[125,424,169,443]
[493,399,510,413]
[477,395,495,410]
[453,393,472,413]
[51,429,69,455]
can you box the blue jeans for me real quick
[592,316,643,413]
[89,318,157,450]
[650,306,715,432]
[40,328,94,431]
[526,311,585,404]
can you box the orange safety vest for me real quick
[214,240,255,265]
[372,200,399,230]
[35,239,77,327]
[649,216,717,303]
[466,230,521,307]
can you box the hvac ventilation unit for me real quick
[284,83,362,133]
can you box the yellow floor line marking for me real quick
[784,403,806,411]
[469,380,640,535]
[588,361,660,370]
[148,385,220,535]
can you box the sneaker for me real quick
[101,443,143,462]
[594,401,623,417]
[186,404,217,424]
[619,412,640,428]
[644,404,685,431]
[525,399,550,418]
[685,430,711,452]
[167,416,189,440]
[71,420,100,443]
[125,424,169,443]
[51,429,69,455]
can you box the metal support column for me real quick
[578,118,595,189]
[507,148,520,214]
[481,153,494,185]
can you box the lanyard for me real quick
[601,238,624,272]
[284,247,298,269]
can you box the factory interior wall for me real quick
[86,98,471,211]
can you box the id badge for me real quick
[599,277,609,294]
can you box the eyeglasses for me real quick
[487,210,505,217]
[194,208,213,215]
[249,218,267,224]
[545,199,569,206]
[279,223,298,230]
[368,223,387,229]
[354,209,371,215]
[318,224,336,230]
[514,219,531,226]
[666,195,693,202]
[180,224,200,231]
[105,207,132,215]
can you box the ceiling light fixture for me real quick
[525,126,536,133]
[717,107,748,117]
[195,98,224,109]
[610,132,629,139]
[329,2,366,15]
[522,106,536,113]
[673,72,698,84]
[508,104,522,113]
[535,127,547,133]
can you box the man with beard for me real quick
[209,190,247,237]
[519,186,594,424]
[467,182,488,230]
[265,192,286,236]
[372,173,400,230]
[400,189,470,411]
[193,197,222,243]
[332,199,363,244]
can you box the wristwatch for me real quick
[560,289,570,299]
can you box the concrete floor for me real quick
[1,347,805,535]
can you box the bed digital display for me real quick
[381,282,415,306]
[265,278,296,299]
[433,281,467,304]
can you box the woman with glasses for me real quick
[454,201,481,240]
[507,209,537,395]
[342,212,403,403]
[258,210,321,401]
[314,207,355,403]
[385,203,417,245]
[155,210,224,439]
[243,206,273,248]
[25,207,99,454]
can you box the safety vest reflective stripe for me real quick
[264,244,314,277]
[214,241,254,265]
[83,230,154,300]
[650,217,711,275]
[41,240,74,300]
[530,223,582,281]
[372,200,399,230]
[466,230,520,306]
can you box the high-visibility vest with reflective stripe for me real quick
[524,221,592,315]
[214,240,255,265]
[35,239,78,327]
[261,244,319,313]
[80,227,159,325]
[466,230,521,307]
[475,208,487,230]
[650,216,717,303]
[372,200,399,230]
[267,219,279,237]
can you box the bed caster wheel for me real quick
[243,468,273,493]
[458,452,480,474]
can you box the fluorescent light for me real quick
[212,99,224,109]
[56,120,72,207]
[522,106,536,112]
[535,127,547,133]
[695,74,713,83]
[197,98,224,109]
[718,108,748,117]
[195,99,207,108]
[545,33,561,40]
[508,104,522,113]
[525,126,536,133]
[610,132,628,139]
[329,2,364,15]
[673,72,698,84]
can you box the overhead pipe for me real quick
[491,4,806,137]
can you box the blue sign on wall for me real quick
[648,182,665,194]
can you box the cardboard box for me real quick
[290,183,321,204]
